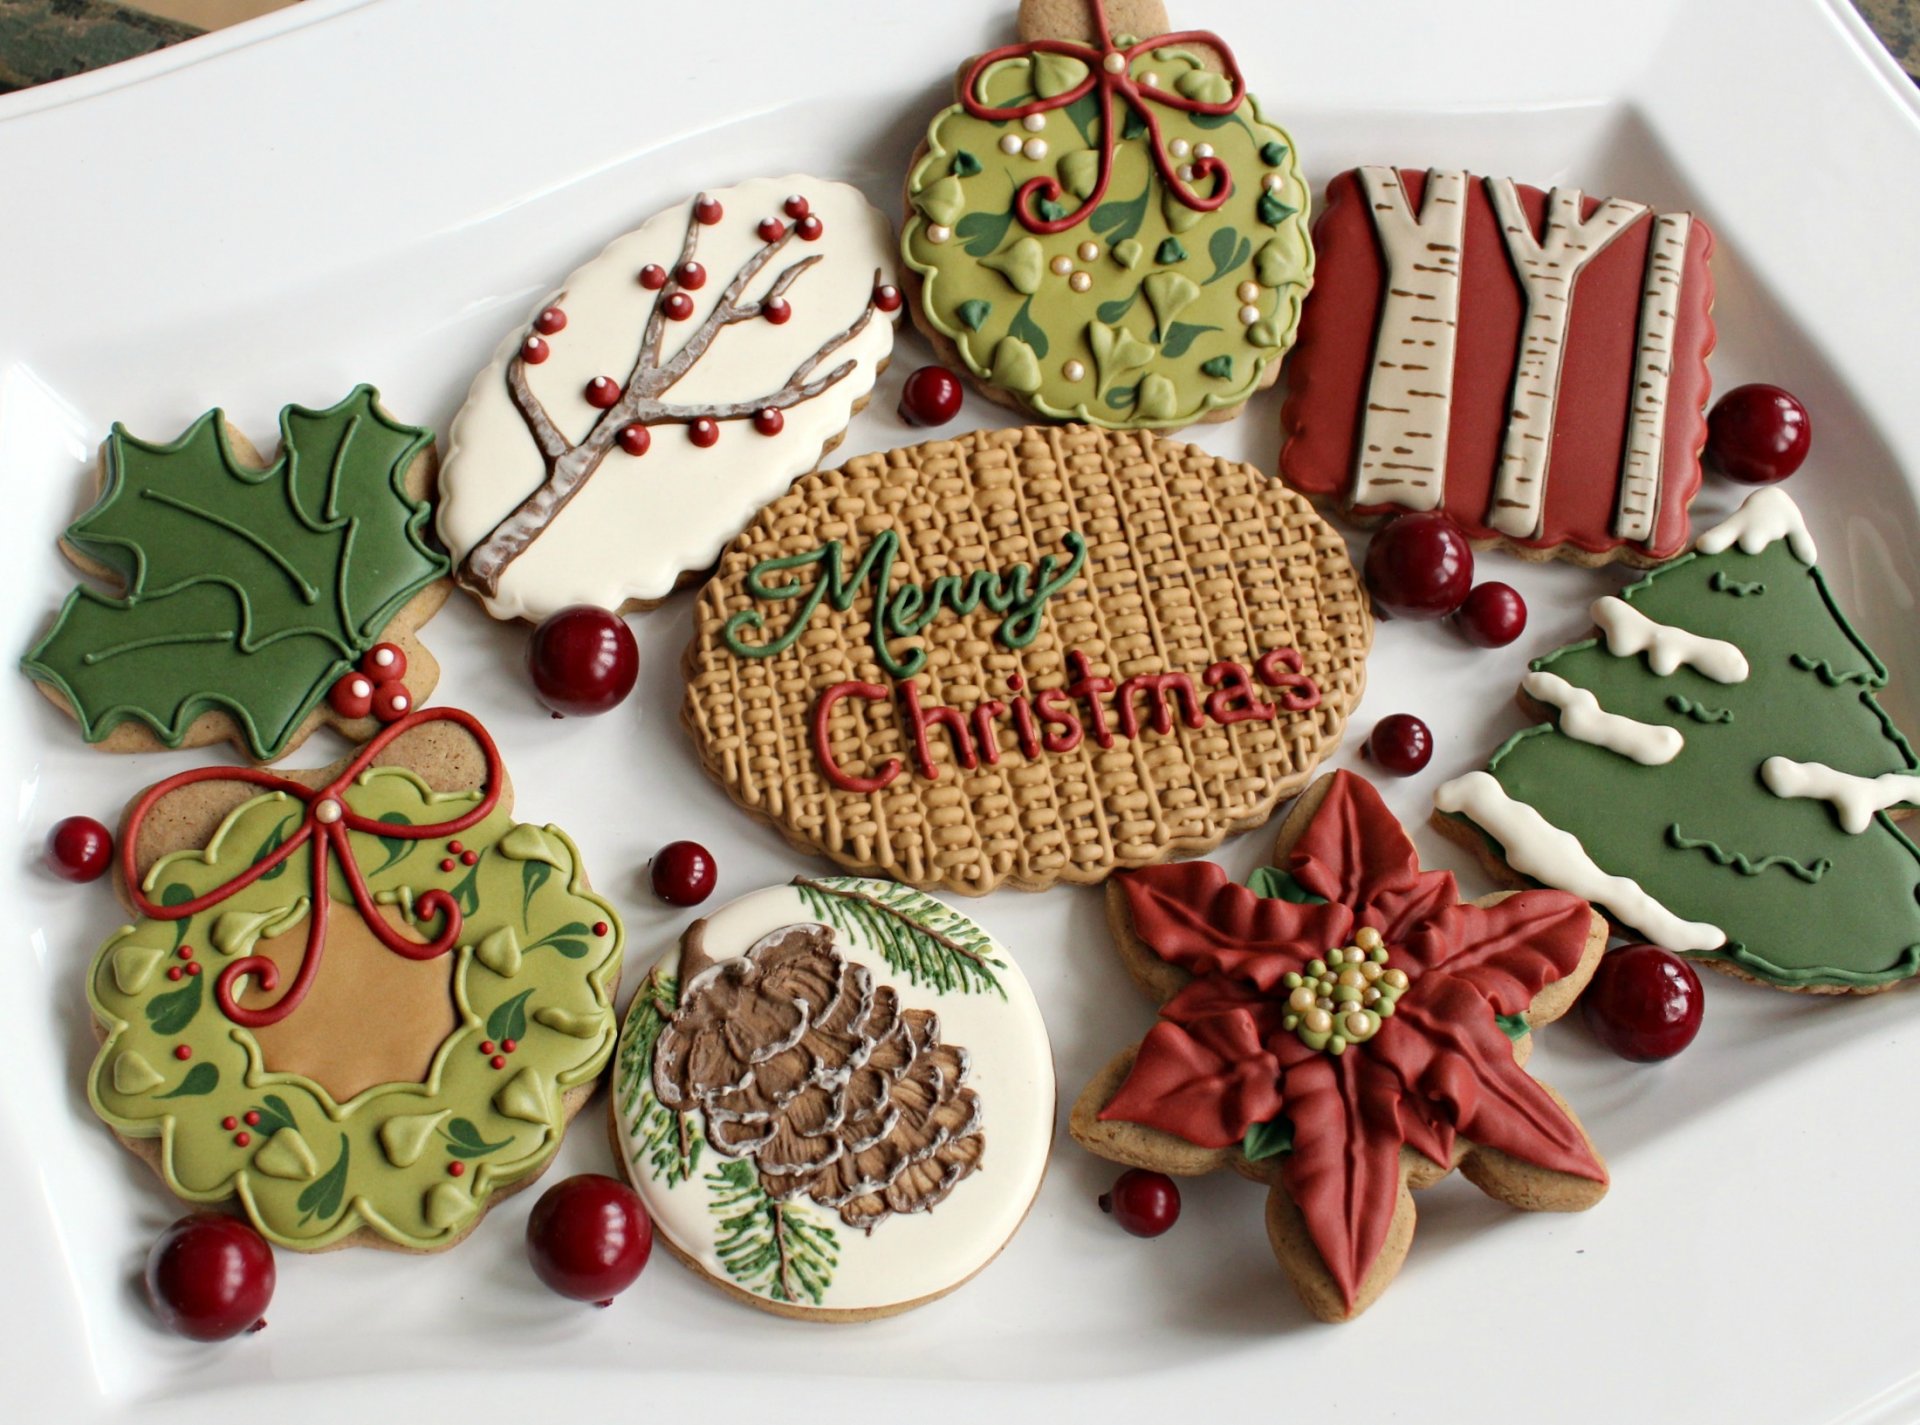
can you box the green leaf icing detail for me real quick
[951,150,982,177]
[1175,70,1234,103]
[794,876,1007,997]
[1136,374,1179,421]
[955,205,1016,258]
[1160,322,1222,359]
[1667,695,1734,724]
[956,299,992,331]
[1060,148,1101,200]
[1200,354,1234,380]
[1711,571,1766,596]
[297,1135,350,1225]
[1155,237,1188,265]
[110,940,167,995]
[487,988,535,1045]
[112,1051,165,1095]
[1242,1115,1294,1161]
[1254,238,1293,286]
[706,1158,840,1305]
[991,336,1044,393]
[1089,319,1155,389]
[1089,178,1153,245]
[253,1127,318,1180]
[1112,238,1144,269]
[1201,227,1252,286]
[1258,191,1299,227]
[1095,288,1141,324]
[1246,865,1330,904]
[615,971,704,1189]
[475,926,522,977]
[1143,271,1199,333]
[1666,824,1831,883]
[1495,1013,1531,1043]
[1105,384,1139,410]
[156,1061,220,1099]
[145,975,203,1035]
[1007,296,1051,359]
[917,175,967,228]
[20,388,447,760]
[440,1117,514,1159]
[1033,50,1090,98]
[1260,141,1289,166]
[984,236,1045,295]
[379,1110,449,1169]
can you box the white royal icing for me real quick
[1695,485,1818,565]
[1761,757,1920,834]
[1591,596,1749,683]
[1435,772,1726,952]
[612,881,1053,1315]
[438,176,898,622]
[1522,670,1683,766]
[1612,212,1692,543]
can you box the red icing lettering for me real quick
[901,681,978,780]
[1116,671,1205,740]
[812,682,902,793]
[1007,674,1042,759]
[971,700,1008,766]
[1065,649,1115,747]
[1203,660,1276,724]
[1255,647,1321,711]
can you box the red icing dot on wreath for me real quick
[616,423,651,457]
[370,681,410,721]
[694,196,724,225]
[491,1055,507,1070]
[365,643,407,678]
[639,264,668,290]
[662,292,694,322]
[677,262,706,290]
[174,1045,192,1061]
[796,214,824,242]
[178,946,194,961]
[186,963,201,977]
[757,218,786,243]
[874,284,902,313]
[222,1117,238,1131]
[752,409,785,437]
[502,1039,517,1054]
[448,841,463,854]
[593,922,609,937]
[689,418,720,448]
[448,1162,466,1178]
[440,858,456,873]
[534,306,567,336]
[764,298,791,325]
[168,966,183,981]
[234,1132,251,1148]
[461,850,478,866]
[783,194,809,220]
[585,376,622,409]
[520,335,549,364]
[480,1040,495,1055]
[329,673,374,720]
[244,1111,261,1127]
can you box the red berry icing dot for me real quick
[502,1039,517,1053]
[491,1055,507,1070]
[796,214,824,241]
[1455,582,1528,648]
[662,292,694,322]
[1582,944,1704,1061]
[370,680,411,721]
[1364,511,1474,620]
[676,261,706,290]
[526,1174,653,1306]
[480,1040,495,1054]
[520,335,550,364]
[328,672,374,720]
[694,196,724,225]
[448,1162,466,1178]
[899,366,964,427]
[145,1214,275,1341]
[175,1045,192,1061]
[752,408,785,437]
[365,642,407,679]
[178,946,194,960]
[757,217,786,243]
[440,858,456,873]
[616,423,651,457]
[1706,383,1812,485]
[651,840,717,906]
[783,195,810,220]
[527,606,640,717]
[244,1111,261,1127]
[448,841,463,854]
[1367,714,1434,776]
[585,376,621,409]
[593,921,609,937]
[168,966,184,981]
[461,850,478,866]
[764,298,792,325]
[689,418,720,448]
[639,264,668,290]
[1099,1168,1181,1237]
[873,283,903,313]
[233,1131,251,1147]
[186,963,201,976]
[46,815,114,882]
[534,306,567,335]
[222,1117,238,1131]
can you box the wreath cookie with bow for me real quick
[86,708,622,1252]
[1071,770,1609,1321]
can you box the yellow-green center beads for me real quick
[1281,926,1409,1056]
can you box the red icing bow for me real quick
[960,0,1245,234]
[121,707,504,1030]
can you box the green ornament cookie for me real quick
[87,709,622,1251]
[902,0,1312,429]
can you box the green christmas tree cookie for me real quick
[902,0,1312,429]
[88,709,622,1250]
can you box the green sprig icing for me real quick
[616,971,702,1188]
[705,1159,839,1306]
[793,876,1006,997]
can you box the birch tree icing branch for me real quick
[1613,212,1693,542]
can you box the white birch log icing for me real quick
[1613,213,1693,542]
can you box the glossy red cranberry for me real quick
[527,606,639,717]
[693,196,724,225]
[1364,512,1474,619]
[46,815,113,882]
[1582,944,1704,1061]
[145,1214,275,1341]
[1366,714,1434,776]
[752,408,785,437]
[1099,1168,1180,1237]
[616,423,651,457]
[651,840,717,906]
[1706,384,1810,485]
[369,680,412,721]
[899,366,964,427]
[1455,582,1528,648]
[526,1175,652,1306]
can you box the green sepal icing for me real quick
[1246,865,1329,905]
[1199,355,1234,380]
[85,765,622,1252]
[705,1158,840,1306]
[951,150,982,177]
[1155,237,1188,265]
[1495,1013,1531,1043]
[956,299,992,331]
[1236,866,1316,1161]
[21,387,449,761]
[615,969,704,1189]
[1242,1115,1293,1161]
[794,876,1007,997]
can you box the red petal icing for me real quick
[1118,860,1352,992]
[1288,770,1457,941]
[1402,889,1596,1014]
[1275,1051,1408,1310]
[1099,1016,1286,1148]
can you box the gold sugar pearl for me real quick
[1304,1007,1333,1034]
[1069,271,1092,292]
[1288,985,1316,1014]
[1237,281,1261,304]
[1360,960,1383,982]
[1000,134,1023,156]
[1337,967,1364,989]
[1344,1012,1372,1038]
[1363,987,1381,1005]
[1382,968,1408,991]
[1356,927,1384,952]
[1051,255,1074,276]
[1079,241,1100,262]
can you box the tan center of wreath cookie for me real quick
[682,425,1372,893]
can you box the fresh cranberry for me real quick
[527,606,639,717]
[1099,1168,1180,1237]
[526,1175,653,1306]
[1582,944,1704,1061]
[899,366,963,427]
[145,1214,275,1341]
[1366,714,1433,776]
[1455,582,1527,648]
[1364,512,1474,619]
[650,840,717,906]
[46,815,114,882]
[1706,384,1810,485]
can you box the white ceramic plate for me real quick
[6,1,1920,1418]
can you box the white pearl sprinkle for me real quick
[1169,138,1190,158]
[1023,113,1046,132]
[1069,271,1092,292]
[1103,51,1126,73]
[371,647,395,667]
[1051,255,1073,276]
[1264,172,1285,193]
[1000,133,1023,155]
[313,799,343,825]
[1177,164,1195,182]
[927,224,951,243]
[1078,241,1099,261]
[1064,360,1086,380]
[1239,304,1261,324]
[1141,71,1160,87]
[1194,142,1214,159]
[1237,281,1261,303]
[1023,137,1049,160]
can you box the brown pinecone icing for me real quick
[653,922,984,1231]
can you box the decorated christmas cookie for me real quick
[682,424,1372,894]
[1072,771,1609,1322]
[611,877,1052,1320]
[1435,487,1920,993]
[901,0,1312,429]
[1282,168,1716,564]
[438,177,901,622]
[87,708,623,1251]
[22,387,450,763]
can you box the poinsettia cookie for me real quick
[438,177,901,622]
[1436,488,1920,993]
[1072,771,1609,1322]
[1282,168,1715,564]
[87,708,622,1251]
[901,0,1312,429]
[21,387,450,763]
[611,877,1052,1320]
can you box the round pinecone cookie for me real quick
[611,878,1052,1320]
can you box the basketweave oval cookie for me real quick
[437,176,901,623]
[682,425,1373,894]
[610,876,1052,1320]
[86,708,622,1252]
